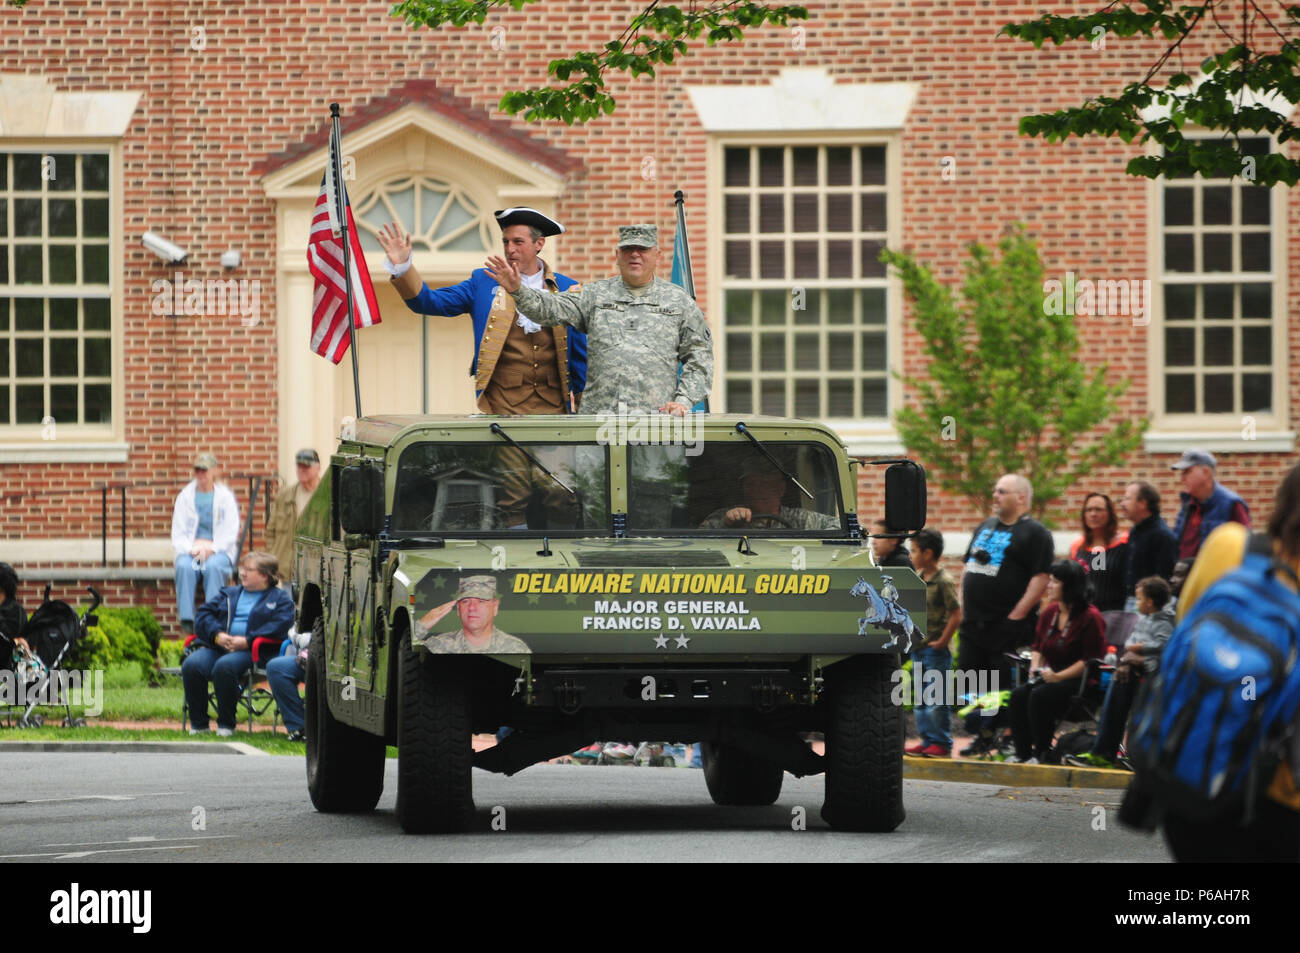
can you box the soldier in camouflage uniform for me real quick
[486,224,713,416]
[699,456,840,530]
[413,575,530,654]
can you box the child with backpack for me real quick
[1122,463,1300,862]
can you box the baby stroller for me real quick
[2,585,101,728]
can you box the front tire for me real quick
[306,617,386,813]
[701,741,784,806]
[396,634,473,833]
[820,654,905,832]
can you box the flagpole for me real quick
[673,190,696,300]
[330,102,363,420]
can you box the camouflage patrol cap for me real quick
[617,224,658,248]
[456,575,498,602]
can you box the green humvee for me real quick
[294,413,927,833]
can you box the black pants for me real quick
[1009,677,1082,760]
[1092,672,1143,761]
[958,618,1034,691]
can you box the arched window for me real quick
[354,177,493,254]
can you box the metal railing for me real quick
[2,473,279,567]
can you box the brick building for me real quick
[0,1,1294,624]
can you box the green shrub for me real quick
[65,606,161,681]
[156,638,186,670]
[111,606,163,656]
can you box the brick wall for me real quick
[2,0,1295,554]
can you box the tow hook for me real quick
[753,676,780,712]
[555,677,583,714]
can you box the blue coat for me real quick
[1173,483,1250,556]
[401,267,587,402]
[195,585,294,659]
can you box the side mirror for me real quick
[339,463,385,536]
[884,460,927,533]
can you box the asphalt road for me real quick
[0,749,1170,862]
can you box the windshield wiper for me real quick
[489,423,576,497]
[734,422,814,501]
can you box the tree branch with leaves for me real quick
[1001,1,1300,186]
[389,0,808,123]
[882,228,1147,525]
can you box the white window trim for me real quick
[688,69,918,133]
[1143,135,1291,454]
[705,132,904,453]
[0,140,125,459]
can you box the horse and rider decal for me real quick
[850,575,917,651]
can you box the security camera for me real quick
[142,231,189,264]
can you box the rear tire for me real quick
[701,741,784,806]
[306,617,386,813]
[820,654,905,832]
[396,633,473,833]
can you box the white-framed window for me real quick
[1151,135,1288,443]
[716,141,897,425]
[0,150,114,434]
[354,176,493,254]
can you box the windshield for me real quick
[392,443,609,533]
[627,442,844,534]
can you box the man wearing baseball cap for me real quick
[377,208,587,414]
[265,447,322,584]
[412,575,530,654]
[171,451,241,634]
[486,223,713,416]
[1170,449,1251,561]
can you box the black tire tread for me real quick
[306,617,386,813]
[821,654,905,832]
[396,634,473,833]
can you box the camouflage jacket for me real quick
[510,276,713,415]
[423,626,531,655]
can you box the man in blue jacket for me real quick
[377,207,586,414]
[1170,449,1251,561]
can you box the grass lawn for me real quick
[0,724,309,755]
[2,663,398,757]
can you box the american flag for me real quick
[307,153,381,363]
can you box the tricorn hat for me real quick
[494,207,565,237]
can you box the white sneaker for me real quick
[1024,757,1040,765]
[215,727,235,737]
[188,727,210,735]
[1003,754,1022,763]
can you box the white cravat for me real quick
[514,268,546,333]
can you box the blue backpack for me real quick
[1128,534,1300,821]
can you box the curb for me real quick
[0,740,270,756]
[903,757,1132,789]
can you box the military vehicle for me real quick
[294,413,926,833]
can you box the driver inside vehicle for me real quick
[698,456,839,531]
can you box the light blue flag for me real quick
[670,195,706,412]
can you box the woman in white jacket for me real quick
[172,452,241,633]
